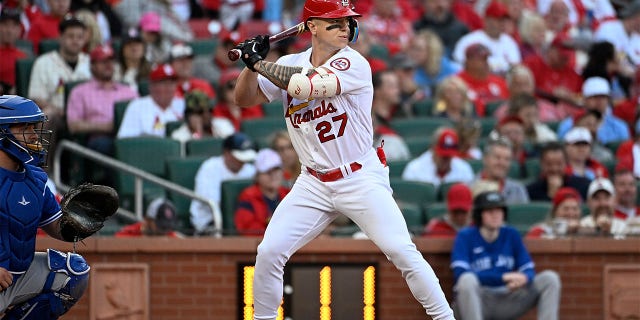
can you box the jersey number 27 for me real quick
[316,112,348,143]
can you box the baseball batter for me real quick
[233,1,454,319]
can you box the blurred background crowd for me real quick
[1,0,638,238]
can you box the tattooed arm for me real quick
[254,61,308,90]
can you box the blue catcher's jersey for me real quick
[0,164,61,273]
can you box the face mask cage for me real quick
[7,121,52,167]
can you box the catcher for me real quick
[0,95,119,319]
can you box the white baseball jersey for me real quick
[28,51,91,110]
[117,96,185,138]
[452,30,522,74]
[257,46,373,171]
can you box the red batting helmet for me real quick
[301,0,361,23]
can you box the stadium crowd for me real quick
[0,0,638,238]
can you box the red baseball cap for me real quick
[150,64,178,82]
[485,1,510,19]
[434,128,459,157]
[447,183,472,212]
[552,187,582,209]
[89,44,115,62]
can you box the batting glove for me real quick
[236,35,270,72]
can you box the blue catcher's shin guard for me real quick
[2,249,90,320]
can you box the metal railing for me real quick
[53,139,222,237]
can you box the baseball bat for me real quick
[227,22,306,61]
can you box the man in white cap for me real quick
[235,148,290,236]
[579,177,628,237]
[190,132,257,235]
[557,77,630,144]
[563,126,609,181]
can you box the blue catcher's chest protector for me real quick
[0,165,59,273]
[2,249,90,320]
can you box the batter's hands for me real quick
[0,267,13,291]
[235,35,270,72]
[503,272,527,291]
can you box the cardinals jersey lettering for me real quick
[257,46,373,170]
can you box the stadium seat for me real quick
[262,100,285,117]
[137,80,149,96]
[188,39,217,55]
[388,159,410,178]
[63,80,87,108]
[437,181,458,201]
[240,118,287,147]
[479,118,497,136]
[15,39,33,57]
[398,202,426,235]
[508,161,524,180]
[524,159,541,179]
[390,178,437,209]
[165,120,184,138]
[412,99,434,117]
[114,137,182,205]
[424,202,448,221]
[467,159,483,174]
[546,121,560,133]
[484,100,504,117]
[185,137,224,157]
[38,39,59,54]
[508,202,552,235]
[15,58,34,96]
[404,136,431,157]
[220,179,254,235]
[113,100,132,134]
[166,156,208,233]
[390,118,452,139]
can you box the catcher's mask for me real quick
[0,95,51,167]
[302,0,361,43]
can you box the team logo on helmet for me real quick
[330,58,350,71]
[341,0,349,7]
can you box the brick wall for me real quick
[41,237,639,320]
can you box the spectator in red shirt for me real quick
[523,34,583,107]
[27,0,70,53]
[360,0,414,55]
[527,187,583,238]
[0,8,27,94]
[169,43,216,99]
[234,148,290,236]
[616,121,640,179]
[423,183,472,237]
[456,43,509,116]
[211,68,263,137]
[115,198,184,237]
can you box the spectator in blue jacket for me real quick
[451,191,561,320]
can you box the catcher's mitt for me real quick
[59,183,119,242]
